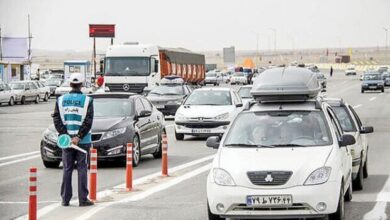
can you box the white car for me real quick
[34,81,50,101]
[0,81,16,106]
[205,72,221,86]
[9,81,41,104]
[237,85,253,106]
[230,72,248,85]
[325,98,373,190]
[174,87,243,140]
[345,66,356,76]
[55,81,93,97]
[206,67,354,220]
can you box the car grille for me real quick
[176,121,229,129]
[106,83,147,93]
[247,171,293,186]
[231,203,310,211]
[92,133,103,142]
[368,83,378,86]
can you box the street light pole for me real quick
[384,28,389,50]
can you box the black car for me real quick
[40,93,165,168]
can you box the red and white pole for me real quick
[162,133,168,176]
[89,148,97,201]
[126,143,133,191]
[28,167,37,220]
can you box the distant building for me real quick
[0,37,30,81]
[223,46,235,68]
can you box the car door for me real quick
[140,97,159,153]
[29,82,39,100]
[348,105,368,158]
[327,107,352,187]
[0,82,5,102]
[23,83,32,100]
[134,98,151,150]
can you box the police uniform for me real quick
[53,76,94,206]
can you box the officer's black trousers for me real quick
[61,144,90,204]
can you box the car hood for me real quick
[217,145,333,188]
[177,105,235,118]
[147,95,184,102]
[206,76,217,80]
[362,80,383,84]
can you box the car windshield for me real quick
[364,74,381,80]
[149,85,184,95]
[238,87,252,98]
[10,83,24,90]
[224,111,332,147]
[234,72,244,76]
[184,90,231,105]
[207,72,216,77]
[105,57,150,76]
[94,98,134,117]
[332,106,357,132]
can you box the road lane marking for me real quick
[353,104,362,109]
[0,155,40,168]
[16,154,215,219]
[369,97,377,101]
[75,164,211,220]
[362,175,390,220]
[0,201,59,204]
[0,151,40,161]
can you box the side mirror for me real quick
[0,88,3,92]
[139,110,152,118]
[236,103,243,107]
[206,136,220,149]
[360,126,374,134]
[339,134,356,147]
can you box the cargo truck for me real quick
[104,43,206,93]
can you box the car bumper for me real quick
[175,121,230,136]
[207,180,341,219]
[40,133,132,162]
[362,85,384,90]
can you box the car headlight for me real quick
[304,167,332,185]
[175,112,189,121]
[101,127,126,140]
[167,100,182,105]
[214,112,229,120]
[213,168,236,186]
[43,128,58,143]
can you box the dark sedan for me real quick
[40,93,165,168]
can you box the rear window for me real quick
[332,106,357,132]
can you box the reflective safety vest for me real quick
[58,93,92,144]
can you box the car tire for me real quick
[153,130,164,159]
[329,185,345,220]
[381,88,385,93]
[345,178,353,202]
[35,95,40,104]
[132,135,141,167]
[43,160,60,168]
[175,130,184,141]
[44,93,49,102]
[363,152,368,178]
[21,96,26,105]
[8,97,14,106]
[361,89,364,93]
[208,202,224,220]
[353,159,364,191]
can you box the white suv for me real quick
[174,87,243,140]
[325,98,373,190]
[206,67,355,220]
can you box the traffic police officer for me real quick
[53,73,94,207]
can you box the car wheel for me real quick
[361,89,364,93]
[381,88,385,93]
[132,135,141,167]
[8,97,14,106]
[363,152,368,178]
[353,159,364,190]
[208,202,224,220]
[44,93,49,102]
[42,160,60,168]
[35,95,40,104]
[153,130,164,159]
[329,185,345,220]
[21,96,26,105]
[175,129,184,141]
[345,178,353,202]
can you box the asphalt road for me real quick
[1,70,390,220]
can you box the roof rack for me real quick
[251,67,321,103]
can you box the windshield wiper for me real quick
[225,143,275,148]
[272,144,307,147]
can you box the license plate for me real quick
[246,195,293,207]
[369,86,377,89]
[156,105,165,109]
[191,129,211,133]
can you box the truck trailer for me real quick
[104,43,205,93]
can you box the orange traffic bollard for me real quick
[162,133,168,176]
[126,143,133,191]
[89,148,97,201]
[28,167,37,220]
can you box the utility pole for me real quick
[0,26,3,60]
[93,37,96,77]
[384,28,389,50]
[27,14,32,81]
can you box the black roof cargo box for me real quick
[251,67,321,103]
